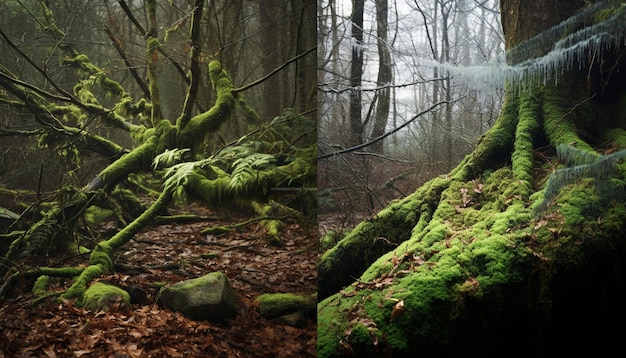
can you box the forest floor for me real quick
[0,203,318,357]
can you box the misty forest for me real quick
[0,1,317,357]
[318,0,626,357]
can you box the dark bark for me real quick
[369,0,392,153]
[349,0,365,146]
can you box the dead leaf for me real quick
[391,250,399,266]
[390,300,404,320]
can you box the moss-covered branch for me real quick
[177,61,236,149]
[62,188,173,303]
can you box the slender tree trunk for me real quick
[369,0,392,153]
[349,0,365,146]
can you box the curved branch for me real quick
[103,27,150,98]
[233,46,317,93]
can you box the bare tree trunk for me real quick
[349,0,365,146]
[369,0,392,153]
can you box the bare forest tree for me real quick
[0,0,316,304]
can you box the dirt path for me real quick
[0,203,317,357]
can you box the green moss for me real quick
[320,230,343,252]
[100,136,157,189]
[554,178,599,226]
[32,275,52,297]
[604,128,626,149]
[84,205,114,227]
[250,201,282,245]
[89,241,113,272]
[177,61,236,151]
[254,293,316,319]
[62,263,107,303]
[512,89,541,195]
[451,95,518,181]
[83,282,130,311]
[593,5,621,22]
[542,82,595,151]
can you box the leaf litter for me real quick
[0,203,317,357]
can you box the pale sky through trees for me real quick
[319,0,505,159]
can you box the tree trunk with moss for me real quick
[0,2,316,305]
[318,1,626,356]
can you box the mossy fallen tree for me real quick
[0,2,316,305]
[318,1,626,356]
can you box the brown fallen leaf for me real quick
[390,300,404,320]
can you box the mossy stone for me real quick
[83,282,130,311]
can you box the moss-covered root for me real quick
[250,200,302,246]
[450,92,519,181]
[0,266,84,303]
[62,188,173,304]
[317,177,450,300]
[512,89,541,196]
[541,82,596,152]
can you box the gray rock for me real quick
[157,272,237,321]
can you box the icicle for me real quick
[409,1,626,93]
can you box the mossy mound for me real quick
[254,292,316,320]
[83,282,130,312]
[318,165,626,357]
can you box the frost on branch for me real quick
[420,1,626,92]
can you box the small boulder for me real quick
[83,282,130,312]
[157,272,237,321]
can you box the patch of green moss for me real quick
[83,282,130,311]
[320,230,347,252]
[605,128,626,148]
[555,178,599,226]
[542,83,595,151]
[254,293,316,319]
[62,263,107,303]
[32,275,52,297]
[84,205,114,227]
[512,90,541,195]
[88,241,113,271]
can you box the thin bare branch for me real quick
[319,99,459,159]
[233,46,316,93]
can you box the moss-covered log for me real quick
[318,1,626,356]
